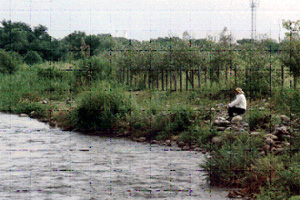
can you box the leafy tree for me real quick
[0,49,22,74]
[23,50,43,65]
[280,20,300,89]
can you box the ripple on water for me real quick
[0,113,231,200]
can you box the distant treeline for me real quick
[0,20,282,63]
[0,19,299,91]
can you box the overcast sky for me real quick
[0,0,299,41]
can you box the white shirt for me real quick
[229,94,247,109]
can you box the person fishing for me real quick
[227,87,247,122]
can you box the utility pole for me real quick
[250,0,259,41]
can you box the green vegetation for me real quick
[0,19,300,199]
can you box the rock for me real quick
[264,134,278,140]
[283,142,290,147]
[30,111,38,118]
[19,113,28,117]
[259,151,265,156]
[241,121,249,127]
[274,147,284,155]
[259,107,265,111]
[177,141,185,148]
[225,127,232,131]
[165,140,171,146]
[66,98,71,104]
[263,144,271,152]
[138,137,146,142]
[231,116,243,124]
[212,119,231,127]
[150,140,158,144]
[194,147,202,151]
[42,99,49,104]
[217,127,226,131]
[251,132,260,136]
[265,138,275,145]
[217,117,225,121]
[171,136,179,141]
[49,121,56,127]
[212,136,222,144]
[281,115,290,125]
[182,146,190,151]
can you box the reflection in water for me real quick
[0,113,230,199]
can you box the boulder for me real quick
[19,113,29,117]
[177,141,185,148]
[212,136,222,144]
[150,140,158,144]
[281,115,290,125]
[231,115,243,124]
[273,147,284,155]
[138,137,146,142]
[263,144,271,152]
[251,132,260,136]
[264,134,278,140]
[212,119,231,127]
[265,138,275,145]
[194,147,202,152]
[217,127,226,131]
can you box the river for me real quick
[0,113,231,200]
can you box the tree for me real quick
[280,20,300,89]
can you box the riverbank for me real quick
[1,64,300,199]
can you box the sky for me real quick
[0,0,299,41]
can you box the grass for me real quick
[0,54,300,199]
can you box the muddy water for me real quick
[0,113,230,200]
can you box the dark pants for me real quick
[228,107,246,118]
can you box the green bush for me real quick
[73,81,131,132]
[247,109,271,131]
[15,100,52,118]
[0,49,22,74]
[24,50,43,65]
[74,56,116,84]
[201,132,263,187]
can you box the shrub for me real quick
[74,56,116,84]
[201,132,263,187]
[15,100,52,119]
[0,49,22,74]
[24,50,43,65]
[73,81,131,132]
[247,109,271,131]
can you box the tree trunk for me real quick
[127,66,130,85]
[281,65,284,87]
[148,69,151,89]
[225,66,228,83]
[191,70,194,90]
[170,69,172,91]
[166,69,168,90]
[144,73,147,89]
[180,68,182,91]
[174,70,177,91]
[294,74,297,89]
[198,66,201,88]
[205,66,207,84]
[157,70,159,89]
[162,70,164,91]
[186,70,189,91]
[152,70,154,89]
[235,65,237,86]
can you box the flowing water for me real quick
[0,113,231,200]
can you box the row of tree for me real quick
[0,19,299,89]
